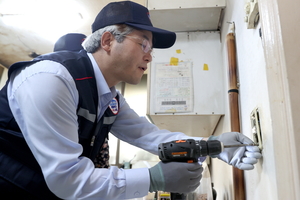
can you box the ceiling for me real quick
[0,0,224,68]
[0,0,146,68]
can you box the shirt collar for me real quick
[87,53,116,97]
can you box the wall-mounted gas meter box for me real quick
[148,0,226,32]
[147,31,225,137]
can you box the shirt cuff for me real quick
[124,168,150,199]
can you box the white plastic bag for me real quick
[188,162,213,200]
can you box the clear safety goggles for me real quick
[124,35,153,54]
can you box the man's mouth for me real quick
[139,66,147,71]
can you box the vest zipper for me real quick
[90,135,95,146]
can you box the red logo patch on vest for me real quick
[109,98,119,115]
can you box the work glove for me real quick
[149,161,203,193]
[209,132,262,170]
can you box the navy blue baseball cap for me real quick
[91,1,176,49]
[54,33,86,52]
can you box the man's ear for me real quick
[101,32,113,52]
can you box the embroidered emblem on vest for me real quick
[109,98,119,115]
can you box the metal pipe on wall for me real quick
[226,31,245,200]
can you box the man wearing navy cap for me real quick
[54,33,86,52]
[0,1,261,199]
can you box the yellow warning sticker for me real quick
[203,63,209,71]
[170,57,179,66]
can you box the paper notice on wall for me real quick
[153,62,194,113]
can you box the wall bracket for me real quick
[250,107,263,150]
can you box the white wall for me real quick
[210,0,293,199]
[258,0,300,199]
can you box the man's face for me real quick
[110,29,153,85]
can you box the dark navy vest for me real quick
[0,50,119,199]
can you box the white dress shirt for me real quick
[7,53,203,200]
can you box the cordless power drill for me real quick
[158,139,223,200]
[158,139,258,200]
[158,139,223,163]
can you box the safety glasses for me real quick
[124,35,152,54]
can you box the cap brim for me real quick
[125,22,176,49]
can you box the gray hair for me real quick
[82,24,134,53]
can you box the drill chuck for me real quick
[206,140,224,155]
[158,139,223,162]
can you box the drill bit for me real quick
[224,143,259,148]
